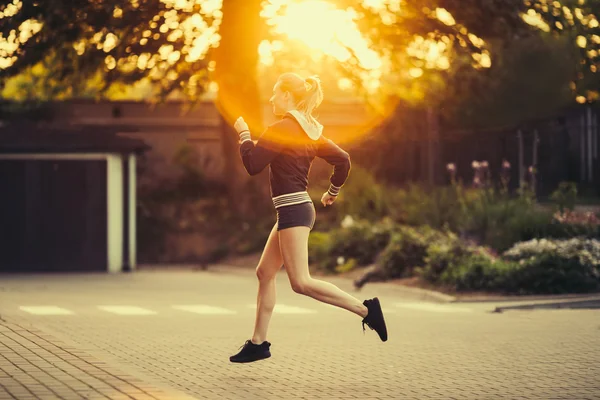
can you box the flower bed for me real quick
[312,217,600,294]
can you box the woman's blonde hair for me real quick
[277,72,324,121]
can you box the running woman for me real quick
[229,73,387,363]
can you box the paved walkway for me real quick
[0,319,195,400]
[1,269,599,399]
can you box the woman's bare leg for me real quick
[278,226,368,318]
[251,223,283,344]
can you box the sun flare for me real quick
[262,0,381,71]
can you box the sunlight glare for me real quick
[522,9,551,32]
[265,0,381,72]
[435,8,456,26]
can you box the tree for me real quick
[212,0,269,214]
[2,0,598,199]
[0,0,267,214]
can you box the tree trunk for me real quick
[213,0,267,216]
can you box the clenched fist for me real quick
[234,116,249,134]
[321,192,337,207]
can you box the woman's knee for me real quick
[256,264,277,282]
[290,278,311,295]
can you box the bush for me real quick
[419,238,515,291]
[437,254,517,292]
[502,238,600,294]
[419,236,467,282]
[550,181,578,212]
[546,210,600,239]
[459,187,548,251]
[308,231,334,270]
[309,218,395,272]
[389,184,468,231]
[334,166,390,222]
[378,225,452,278]
[388,183,555,252]
[421,237,600,294]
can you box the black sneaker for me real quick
[362,297,388,342]
[229,340,271,363]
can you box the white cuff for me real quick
[239,130,251,144]
[328,183,341,196]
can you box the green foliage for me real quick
[462,188,549,252]
[550,181,578,212]
[308,218,395,273]
[4,0,595,109]
[418,237,515,291]
[437,254,516,292]
[335,258,358,274]
[544,216,600,241]
[308,231,334,270]
[334,166,390,222]
[390,183,469,231]
[419,237,470,283]
[304,165,600,294]
[419,236,600,294]
[503,238,600,294]
[389,182,550,251]
[442,34,577,129]
[378,225,452,278]
[308,211,600,294]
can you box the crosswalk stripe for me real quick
[172,305,237,315]
[16,302,415,316]
[19,306,74,316]
[97,306,157,315]
[394,302,472,313]
[247,304,317,314]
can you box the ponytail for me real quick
[297,76,324,118]
[277,73,324,122]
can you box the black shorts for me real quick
[276,201,316,231]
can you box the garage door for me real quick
[0,159,107,272]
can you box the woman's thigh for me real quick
[256,222,283,280]
[278,226,311,285]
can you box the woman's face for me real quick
[269,82,291,116]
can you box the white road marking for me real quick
[172,305,237,315]
[247,304,317,314]
[19,306,74,316]
[394,302,472,313]
[97,306,157,315]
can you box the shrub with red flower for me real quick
[553,210,600,226]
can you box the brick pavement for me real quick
[0,319,196,400]
[1,270,600,400]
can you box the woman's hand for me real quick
[234,116,249,134]
[321,192,337,207]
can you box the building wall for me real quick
[53,99,377,186]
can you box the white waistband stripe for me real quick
[272,191,312,208]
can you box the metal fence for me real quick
[351,105,600,198]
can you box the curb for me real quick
[492,297,600,313]
[452,293,600,304]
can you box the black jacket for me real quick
[238,112,351,208]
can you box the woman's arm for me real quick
[316,137,351,196]
[238,127,282,176]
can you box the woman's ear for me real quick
[284,91,293,105]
